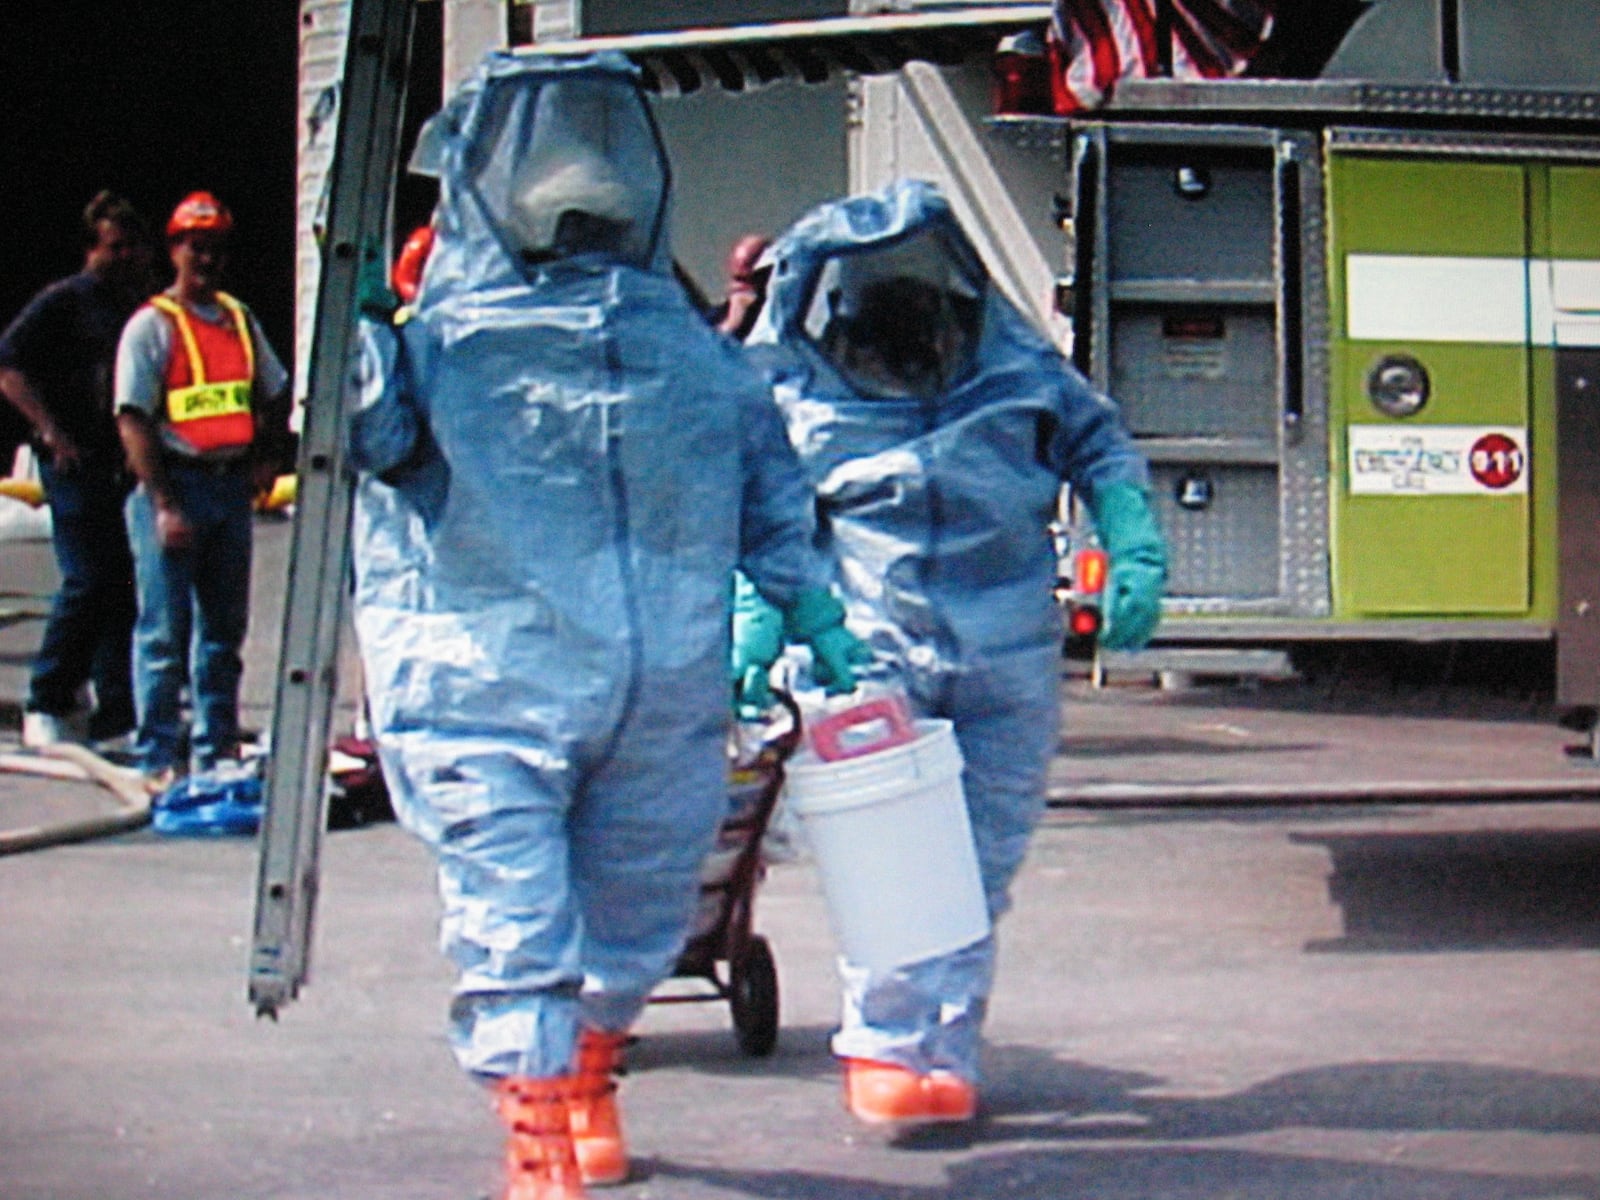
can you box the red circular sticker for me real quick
[1469,433,1524,490]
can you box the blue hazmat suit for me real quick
[346,52,837,1081]
[744,179,1161,1082]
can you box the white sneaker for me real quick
[22,711,75,749]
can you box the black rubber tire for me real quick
[729,934,779,1057]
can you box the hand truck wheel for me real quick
[729,934,779,1057]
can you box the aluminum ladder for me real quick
[249,0,417,1018]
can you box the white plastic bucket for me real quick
[784,718,989,973]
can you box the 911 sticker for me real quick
[1348,425,1528,495]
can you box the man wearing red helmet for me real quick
[114,191,290,792]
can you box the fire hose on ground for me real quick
[0,744,151,855]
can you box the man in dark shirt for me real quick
[0,191,154,749]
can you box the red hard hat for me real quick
[166,191,233,241]
[391,224,436,304]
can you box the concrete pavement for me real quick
[2,515,1599,1199]
[1049,667,1600,806]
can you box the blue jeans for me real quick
[30,459,136,738]
[125,463,254,773]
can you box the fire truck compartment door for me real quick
[1331,153,1532,616]
[1096,131,1292,606]
[1553,164,1600,708]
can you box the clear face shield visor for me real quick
[802,228,985,400]
[414,69,668,268]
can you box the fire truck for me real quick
[256,0,1600,1013]
[294,0,1600,687]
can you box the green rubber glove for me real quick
[730,573,784,715]
[782,587,873,695]
[1085,482,1168,652]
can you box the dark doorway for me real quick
[0,2,300,377]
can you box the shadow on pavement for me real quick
[644,1048,1600,1198]
[1293,827,1600,951]
[1066,732,1325,758]
[626,1022,841,1082]
[977,1050,1600,1140]
[649,1149,1597,1200]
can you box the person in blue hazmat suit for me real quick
[734,179,1167,1126]
[345,52,866,1200]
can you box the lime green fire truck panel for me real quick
[1329,154,1533,616]
[1550,167,1600,259]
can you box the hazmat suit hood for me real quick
[786,204,984,401]
[748,179,1004,406]
[408,51,671,296]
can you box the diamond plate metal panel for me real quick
[1151,463,1281,599]
[1279,131,1332,617]
[1110,305,1279,439]
[1328,124,1600,162]
[1105,144,1277,285]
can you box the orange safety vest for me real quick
[149,292,256,454]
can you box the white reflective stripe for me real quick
[1346,254,1529,344]
[1530,260,1556,348]
[1347,254,1600,348]
[1555,317,1600,347]
[1531,260,1600,347]
[1553,259,1600,311]
[1551,260,1600,347]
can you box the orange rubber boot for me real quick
[926,1070,979,1121]
[570,1029,629,1186]
[495,1076,588,1200]
[842,1058,977,1126]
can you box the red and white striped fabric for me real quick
[1048,0,1277,112]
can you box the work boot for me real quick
[841,1058,978,1125]
[494,1076,588,1200]
[925,1070,979,1121]
[570,1028,629,1185]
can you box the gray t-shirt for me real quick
[115,295,289,461]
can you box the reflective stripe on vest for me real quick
[150,292,256,454]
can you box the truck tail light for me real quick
[1075,547,1109,596]
[1063,546,1107,649]
[1068,604,1101,638]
